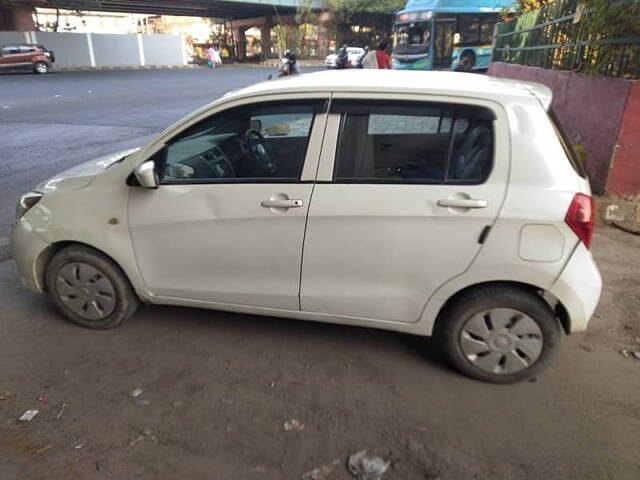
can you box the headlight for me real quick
[16,192,43,220]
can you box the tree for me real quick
[328,0,405,44]
[581,0,640,76]
[514,0,553,11]
[295,0,318,57]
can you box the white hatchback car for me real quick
[325,47,364,67]
[12,70,602,383]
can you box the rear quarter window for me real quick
[548,109,587,178]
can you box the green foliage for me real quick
[573,144,590,165]
[582,0,640,40]
[328,0,405,15]
[495,0,640,78]
[514,0,554,11]
[295,0,317,26]
[328,0,405,44]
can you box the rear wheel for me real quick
[45,245,139,329]
[34,62,49,74]
[457,51,475,72]
[435,285,562,383]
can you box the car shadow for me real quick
[130,303,453,374]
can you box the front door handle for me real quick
[261,199,304,209]
[437,198,488,209]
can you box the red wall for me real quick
[606,82,640,197]
[489,62,632,195]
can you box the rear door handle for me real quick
[437,198,488,209]
[261,199,304,209]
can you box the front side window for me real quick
[333,101,494,184]
[156,102,321,184]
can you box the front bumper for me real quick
[550,243,602,332]
[10,218,51,293]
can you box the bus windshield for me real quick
[393,22,431,55]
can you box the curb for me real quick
[52,64,199,73]
[0,237,10,261]
[263,62,325,68]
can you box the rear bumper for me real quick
[550,243,602,332]
[10,218,51,293]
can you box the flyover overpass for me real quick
[1,0,327,30]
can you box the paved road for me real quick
[1,69,640,480]
[0,67,279,239]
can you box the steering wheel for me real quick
[244,128,276,174]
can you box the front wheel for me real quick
[435,285,562,383]
[45,245,139,329]
[34,62,49,74]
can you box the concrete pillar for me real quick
[234,28,247,60]
[316,23,330,57]
[0,5,36,31]
[261,19,272,60]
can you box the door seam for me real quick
[298,93,334,310]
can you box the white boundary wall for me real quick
[0,31,186,68]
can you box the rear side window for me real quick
[548,109,586,178]
[332,100,495,184]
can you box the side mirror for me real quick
[135,160,158,189]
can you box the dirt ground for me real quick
[1,225,639,480]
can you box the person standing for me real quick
[375,43,391,69]
[361,46,378,69]
[206,46,216,69]
[212,45,222,67]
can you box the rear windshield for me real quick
[548,109,586,178]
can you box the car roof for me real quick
[227,70,553,110]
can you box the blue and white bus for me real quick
[392,0,516,71]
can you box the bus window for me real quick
[480,21,496,43]
[458,16,481,44]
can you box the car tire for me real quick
[435,285,562,383]
[45,245,139,329]
[457,51,475,72]
[34,62,49,74]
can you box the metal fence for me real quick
[493,0,640,78]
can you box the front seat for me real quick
[450,125,492,181]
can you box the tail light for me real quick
[565,193,594,249]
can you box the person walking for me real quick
[375,42,391,69]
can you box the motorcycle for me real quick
[278,51,299,77]
[334,46,350,70]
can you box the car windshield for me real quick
[394,21,431,55]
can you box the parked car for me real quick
[325,47,364,68]
[0,43,54,74]
[11,70,601,383]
